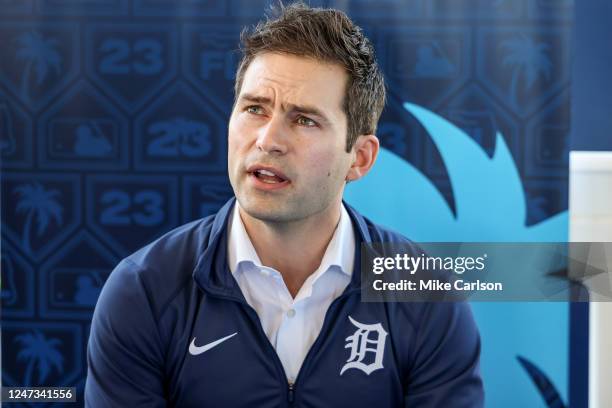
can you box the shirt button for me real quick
[286,309,296,318]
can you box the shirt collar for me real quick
[227,202,263,274]
[227,202,355,278]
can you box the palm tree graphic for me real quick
[501,34,553,107]
[346,103,570,406]
[14,182,63,256]
[15,31,62,99]
[14,330,64,386]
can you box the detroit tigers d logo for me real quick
[340,316,388,375]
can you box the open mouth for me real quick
[246,166,290,189]
[252,169,287,184]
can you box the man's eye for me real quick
[246,106,263,115]
[297,116,317,127]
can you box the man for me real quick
[85,3,484,407]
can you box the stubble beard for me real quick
[236,188,309,225]
[235,179,337,228]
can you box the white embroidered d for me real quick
[340,316,388,375]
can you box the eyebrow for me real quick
[238,93,331,124]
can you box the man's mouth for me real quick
[246,165,290,187]
[253,169,286,184]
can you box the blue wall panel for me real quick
[1,1,583,406]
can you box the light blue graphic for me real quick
[15,330,64,386]
[347,103,567,241]
[345,103,569,408]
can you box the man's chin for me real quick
[245,209,294,224]
[236,196,300,223]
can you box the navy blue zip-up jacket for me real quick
[86,198,484,407]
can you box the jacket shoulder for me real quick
[114,215,216,318]
[87,216,217,406]
[361,213,418,247]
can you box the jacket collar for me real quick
[193,197,371,300]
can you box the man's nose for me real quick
[255,115,288,155]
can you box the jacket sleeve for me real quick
[403,301,484,407]
[85,259,167,407]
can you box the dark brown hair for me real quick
[234,2,386,152]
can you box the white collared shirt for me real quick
[227,203,355,382]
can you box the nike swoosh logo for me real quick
[189,332,237,356]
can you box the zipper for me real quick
[290,287,359,390]
[201,282,360,407]
[287,381,295,405]
[199,290,296,404]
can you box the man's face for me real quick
[228,52,353,223]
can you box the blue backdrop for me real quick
[1,1,583,407]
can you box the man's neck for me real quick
[238,203,342,298]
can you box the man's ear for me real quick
[345,134,379,182]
